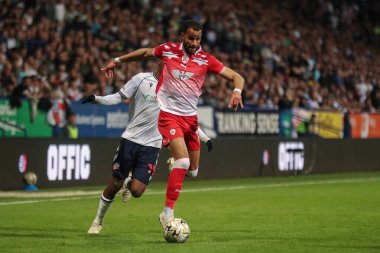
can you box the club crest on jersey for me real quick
[170,129,176,135]
[171,70,194,80]
[182,55,189,64]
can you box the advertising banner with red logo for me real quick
[350,113,380,138]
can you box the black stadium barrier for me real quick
[0,138,379,190]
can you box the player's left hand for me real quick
[228,90,244,111]
[206,139,213,152]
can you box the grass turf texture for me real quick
[0,172,379,253]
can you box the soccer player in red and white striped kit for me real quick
[101,20,244,228]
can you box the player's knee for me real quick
[130,187,145,198]
[173,158,190,170]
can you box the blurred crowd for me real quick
[1,0,380,117]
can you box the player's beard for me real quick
[184,43,198,55]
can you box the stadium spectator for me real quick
[0,0,379,114]
[61,111,78,139]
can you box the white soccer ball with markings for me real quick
[164,218,190,243]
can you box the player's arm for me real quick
[220,67,244,111]
[81,93,129,105]
[83,73,143,105]
[101,48,156,79]
[197,127,213,152]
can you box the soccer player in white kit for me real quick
[85,67,213,234]
[101,20,244,229]
[85,71,161,234]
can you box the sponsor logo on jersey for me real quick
[192,58,208,66]
[162,51,178,59]
[171,70,194,80]
[142,94,157,103]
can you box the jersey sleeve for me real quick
[95,93,123,105]
[153,43,169,59]
[208,54,226,75]
[119,73,143,99]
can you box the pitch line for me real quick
[0,177,379,206]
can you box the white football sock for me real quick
[163,207,174,219]
[186,168,198,178]
[93,194,114,224]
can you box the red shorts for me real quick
[158,111,200,151]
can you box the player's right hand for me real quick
[206,139,213,152]
[81,94,96,104]
[101,60,118,79]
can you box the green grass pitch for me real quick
[0,172,379,253]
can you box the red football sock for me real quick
[165,168,187,209]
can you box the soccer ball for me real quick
[164,218,190,243]
[23,172,37,185]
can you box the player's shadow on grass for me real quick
[0,232,66,239]
[0,225,79,235]
[199,228,256,233]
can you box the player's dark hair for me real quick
[181,20,202,33]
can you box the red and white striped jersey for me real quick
[154,42,225,116]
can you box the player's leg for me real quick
[167,148,199,177]
[88,176,125,234]
[166,146,175,173]
[88,139,133,234]
[167,142,199,177]
[160,120,199,225]
[160,137,190,227]
[157,111,191,227]
[127,144,160,198]
[120,173,132,202]
[187,150,200,178]
[103,176,125,199]
[121,177,148,202]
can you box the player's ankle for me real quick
[163,207,174,219]
[93,217,102,225]
[186,168,198,178]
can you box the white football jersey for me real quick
[95,72,161,148]
[118,72,161,148]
